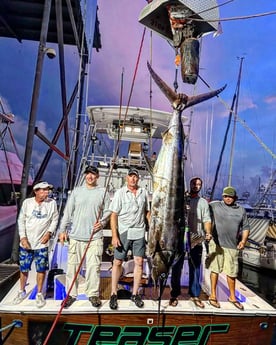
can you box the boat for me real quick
[0,1,276,345]
[0,110,33,263]
[239,175,276,271]
[0,104,276,345]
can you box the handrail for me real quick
[0,320,23,344]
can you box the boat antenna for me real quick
[108,26,146,177]
[228,57,244,185]
[206,57,243,200]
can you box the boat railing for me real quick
[87,153,150,171]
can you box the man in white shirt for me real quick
[14,181,58,308]
[109,168,150,309]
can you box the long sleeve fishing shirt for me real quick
[18,197,58,250]
[59,185,110,241]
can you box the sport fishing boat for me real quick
[0,1,276,345]
[239,177,276,271]
[0,110,33,263]
[0,105,276,345]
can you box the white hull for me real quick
[241,242,276,271]
[0,241,276,344]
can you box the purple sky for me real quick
[0,0,275,200]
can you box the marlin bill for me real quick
[147,62,226,285]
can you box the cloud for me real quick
[264,95,276,106]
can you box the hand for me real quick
[112,236,121,248]
[93,221,103,233]
[21,238,31,250]
[59,232,68,245]
[237,241,246,250]
[205,233,212,241]
[41,232,51,244]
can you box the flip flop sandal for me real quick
[208,298,221,308]
[169,297,178,307]
[228,299,244,310]
[191,297,205,308]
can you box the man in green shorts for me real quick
[208,186,250,310]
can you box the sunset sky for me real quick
[0,0,275,200]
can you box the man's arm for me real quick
[237,229,250,250]
[204,221,212,241]
[110,212,121,248]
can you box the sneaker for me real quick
[62,295,76,309]
[13,290,27,305]
[131,294,144,308]
[109,293,118,310]
[89,296,102,308]
[36,293,46,308]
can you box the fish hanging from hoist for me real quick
[139,0,222,85]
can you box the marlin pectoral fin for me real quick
[184,84,227,109]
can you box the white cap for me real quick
[33,181,53,190]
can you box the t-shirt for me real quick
[188,196,211,236]
[59,185,110,241]
[109,185,150,240]
[209,200,250,249]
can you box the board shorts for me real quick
[19,246,49,273]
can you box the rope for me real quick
[189,9,276,23]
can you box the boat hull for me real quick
[0,309,275,345]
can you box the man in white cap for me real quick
[14,181,58,308]
[109,168,151,310]
[208,186,250,310]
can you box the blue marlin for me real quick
[147,62,226,286]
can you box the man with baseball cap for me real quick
[59,165,110,309]
[208,186,250,310]
[109,168,150,310]
[14,181,58,308]
[33,181,53,190]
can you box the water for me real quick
[238,263,276,344]
[238,263,276,308]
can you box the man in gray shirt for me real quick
[59,166,110,308]
[208,186,250,310]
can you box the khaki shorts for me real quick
[208,240,239,277]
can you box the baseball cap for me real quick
[128,168,139,177]
[222,186,236,197]
[190,176,203,184]
[33,181,53,190]
[84,166,99,175]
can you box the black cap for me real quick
[84,166,99,175]
[128,168,139,177]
